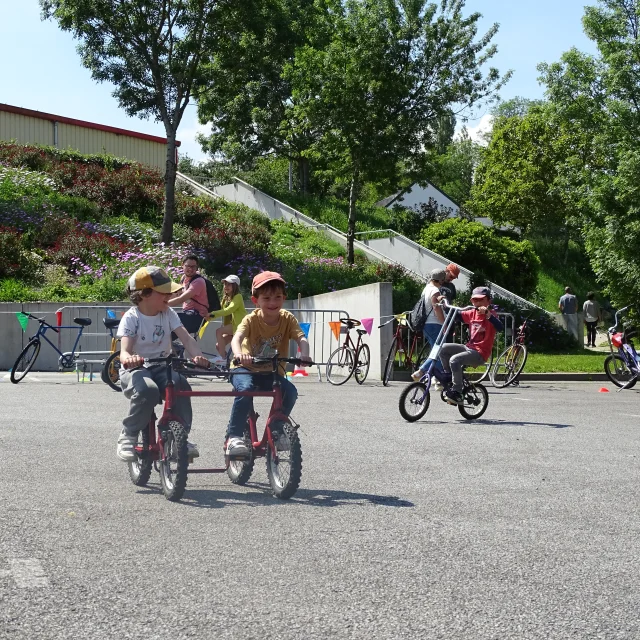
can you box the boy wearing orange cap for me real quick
[226,271,311,455]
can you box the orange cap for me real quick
[446,263,460,278]
[252,271,286,291]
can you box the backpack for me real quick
[187,274,221,313]
[407,295,428,333]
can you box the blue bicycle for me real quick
[604,306,639,389]
[10,312,92,384]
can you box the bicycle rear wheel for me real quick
[604,354,637,389]
[227,428,254,485]
[354,344,370,384]
[491,345,526,388]
[398,382,430,422]
[101,350,122,392]
[326,346,355,385]
[458,383,489,420]
[10,340,41,384]
[266,422,302,499]
[128,428,152,486]
[382,337,398,386]
[159,421,189,502]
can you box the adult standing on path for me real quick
[559,286,579,342]
[170,254,209,334]
[583,292,601,347]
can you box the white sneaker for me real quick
[116,431,137,462]
[411,370,423,382]
[226,437,249,456]
[187,442,200,458]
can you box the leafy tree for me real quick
[285,0,510,263]
[535,0,640,305]
[419,218,541,298]
[431,128,485,209]
[196,0,319,191]
[491,96,544,119]
[41,0,221,243]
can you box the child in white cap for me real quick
[207,275,247,362]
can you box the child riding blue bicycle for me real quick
[412,286,503,405]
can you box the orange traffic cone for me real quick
[292,347,309,377]
[599,387,609,393]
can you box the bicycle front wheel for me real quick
[326,346,355,385]
[10,340,41,384]
[266,422,302,499]
[101,350,122,392]
[227,427,255,485]
[399,382,430,422]
[354,344,370,385]
[128,428,152,486]
[491,345,526,388]
[604,354,637,389]
[382,337,399,386]
[159,421,189,502]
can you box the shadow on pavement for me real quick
[466,418,573,429]
[138,484,415,510]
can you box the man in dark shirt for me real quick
[439,263,459,304]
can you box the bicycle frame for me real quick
[413,303,471,390]
[136,357,290,475]
[26,315,86,367]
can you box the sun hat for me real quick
[429,268,447,282]
[222,275,240,286]
[471,286,492,299]
[446,263,460,278]
[252,271,286,291]
[128,266,181,294]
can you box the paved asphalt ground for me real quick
[1,374,639,640]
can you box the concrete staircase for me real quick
[177,172,542,311]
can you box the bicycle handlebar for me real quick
[609,306,632,334]
[232,355,320,367]
[24,311,59,333]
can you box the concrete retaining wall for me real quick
[0,282,393,379]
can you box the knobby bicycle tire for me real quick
[159,421,189,502]
[266,421,302,499]
[382,337,399,386]
[128,428,152,486]
[10,340,41,384]
[227,428,255,485]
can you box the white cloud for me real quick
[176,114,210,162]
[458,113,494,145]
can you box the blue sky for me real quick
[0,1,598,160]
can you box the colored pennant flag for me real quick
[299,322,310,339]
[198,320,210,340]
[361,317,374,335]
[394,313,406,320]
[106,309,116,319]
[329,321,341,341]
[16,312,29,332]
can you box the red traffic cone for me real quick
[292,347,309,377]
[599,387,609,393]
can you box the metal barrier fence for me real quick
[11,305,350,379]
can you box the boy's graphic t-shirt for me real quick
[460,308,498,362]
[235,309,305,375]
[117,307,182,362]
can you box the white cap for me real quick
[222,274,240,286]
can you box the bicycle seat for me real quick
[356,329,367,336]
[103,317,120,329]
[73,317,92,327]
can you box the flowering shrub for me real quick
[0,164,58,194]
[0,227,42,280]
[52,229,130,269]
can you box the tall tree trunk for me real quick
[297,157,310,194]
[162,133,178,244]
[347,168,359,264]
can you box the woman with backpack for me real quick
[412,268,447,382]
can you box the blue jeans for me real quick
[227,368,298,438]
[419,323,445,374]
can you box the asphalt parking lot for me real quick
[1,374,638,639]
